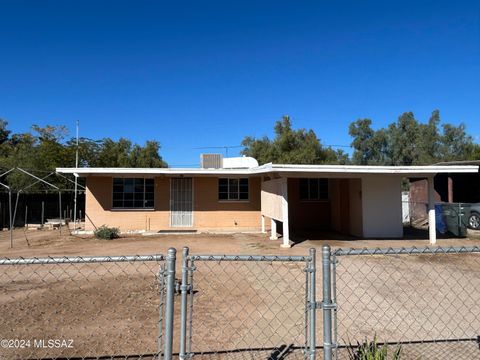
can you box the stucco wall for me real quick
[85,176,262,232]
[361,175,403,238]
[260,178,284,221]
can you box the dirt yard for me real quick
[0,228,479,359]
[1,227,480,259]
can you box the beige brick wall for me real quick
[85,176,262,232]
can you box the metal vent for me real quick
[200,154,223,169]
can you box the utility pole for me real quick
[73,120,79,231]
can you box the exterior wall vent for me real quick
[200,154,223,169]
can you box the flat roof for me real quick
[56,163,479,177]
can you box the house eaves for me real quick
[56,164,479,178]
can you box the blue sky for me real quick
[1,1,479,166]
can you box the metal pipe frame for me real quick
[0,180,13,248]
[0,254,165,265]
[187,254,311,262]
[322,245,333,360]
[163,248,177,360]
[179,247,190,359]
[308,248,316,360]
[333,246,480,257]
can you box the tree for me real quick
[241,136,276,165]
[349,119,387,165]
[439,123,474,162]
[387,112,420,166]
[470,144,480,160]
[242,115,348,165]
[0,119,11,145]
[95,138,167,168]
[348,109,476,165]
[132,140,167,167]
[417,110,441,165]
[0,121,168,190]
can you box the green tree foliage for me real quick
[241,116,348,165]
[348,119,388,165]
[0,120,167,190]
[0,119,11,145]
[349,110,478,165]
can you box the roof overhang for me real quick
[265,164,479,177]
[56,163,479,178]
[55,167,264,177]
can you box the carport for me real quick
[259,164,479,248]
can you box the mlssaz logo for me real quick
[34,339,74,348]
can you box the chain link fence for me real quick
[331,246,480,360]
[2,246,480,360]
[0,254,165,360]
[178,248,315,360]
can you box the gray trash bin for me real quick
[441,203,471,237]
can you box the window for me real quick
[112,178,154,209]
[299,178,328,201]
[218,178,249,200]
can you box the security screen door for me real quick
[170,178,193,227]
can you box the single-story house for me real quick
[57,155,478,247]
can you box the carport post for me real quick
[270,218,278,240]
[261,215,266,233]
[163,248,176,360]
[280,177,291,248]
[428,176,437,245]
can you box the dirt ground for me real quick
[1,227,480,259]
[0,228,479,359]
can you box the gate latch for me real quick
[315,301,336,310]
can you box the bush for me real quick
[94,225,120,240]
[348,336,402,360]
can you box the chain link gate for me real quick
[174,247,316,360]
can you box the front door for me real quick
[170,178,193,227]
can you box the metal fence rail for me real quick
[178,248,315,360]
[329,246,480,360]
[0,253,166,360]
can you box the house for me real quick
[56,155,478,247]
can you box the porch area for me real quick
[261,175,439,248]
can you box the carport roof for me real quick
[56,163,479,177]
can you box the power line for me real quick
[326,144,352,148]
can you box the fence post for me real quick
[157,262,166,360]
[163,248,177,360]
[179,247,189,359]
[309,248,317,360]
[322,245,333,360]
